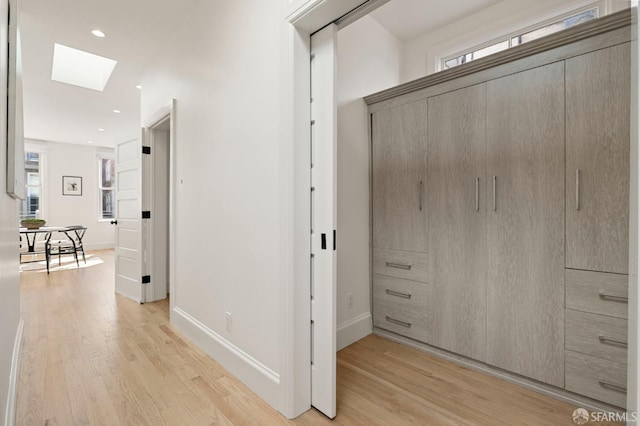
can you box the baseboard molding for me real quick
[337,312,372,351]
[374,328,624,414]
[85,242,114,251]
[171,307,281,411]
[5,318,23,426]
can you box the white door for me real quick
[114,131,144,303]
[310,24,337,419]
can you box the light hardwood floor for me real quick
[16,250,620,425]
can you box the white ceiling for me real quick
[369,0,502,42]
[19,0,501,148]
[19,0,200,147]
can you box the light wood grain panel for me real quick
[566,350,627,408]
[485,62,565,387]
[372,100,428,253]
[565,309,627,364]
[565,269,629,319]
[566,43,630,274]
[372,275,432,343]
[427,83,487,362]
[372,248,428,283]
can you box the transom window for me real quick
[443,7,599,70]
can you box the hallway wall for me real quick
[141,0,289,413]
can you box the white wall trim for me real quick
[4,318,23,426]
[171,307,280,408]
[337,312,372,351]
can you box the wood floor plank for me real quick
[16,250,621,425]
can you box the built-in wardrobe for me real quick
[366,9,630,410]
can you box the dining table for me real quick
[19,226,68,258]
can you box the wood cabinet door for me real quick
[372,100,428,253]
[427,84,487,361]
[486,62,565,387]
[566,43,630,274]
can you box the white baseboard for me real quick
[85,242,114,251]
[5,318,23,426]
[337,312,372,351]
[171,307,281,411]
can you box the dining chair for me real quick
[45,226,87,274]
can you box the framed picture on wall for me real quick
[62,176,82,196]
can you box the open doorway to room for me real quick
[295,0,637,420]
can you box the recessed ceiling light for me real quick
[98,128,105,132]
[91,29,106,38]
[113,109,121,114]
[135,85,142,90]
[51,44,117,92]
[88,140,94,144]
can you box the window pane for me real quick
[101,189,114,219]
[20,152,41,220]
[444,40,509,69]
[514,9,597,46]
[101,158,115,188]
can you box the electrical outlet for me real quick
[348,293,353,309]
[225,311,232,332]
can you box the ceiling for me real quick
[19,0,500,149]
[19,0,200,148]
[369,0,502,42]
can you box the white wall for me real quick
[0,0,22,423]
[25,140,115,250]
[336,16,401,350]
[401,0,629,81]
[141,0,289,413]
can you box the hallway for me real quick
[16,250,618,425]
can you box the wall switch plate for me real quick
[225,311,232,332]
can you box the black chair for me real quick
[45,226,87,274]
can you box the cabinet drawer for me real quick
[373,275,432,343]
[373,248,428,283]
[565,309,627,364]
[566,269,628,319]
[565,351,626,408]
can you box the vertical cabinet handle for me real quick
[576,169,580,211]
[492,176,497,211]
[475,177,480,211]
[419,180,423,211]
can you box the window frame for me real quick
[97,153,116,221]
[21,144,47,221]
[439,2,605,72]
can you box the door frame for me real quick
[282,0,383,418]
[141,99,176,310]
[283,0,639,420]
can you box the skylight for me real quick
[51,44,117,92]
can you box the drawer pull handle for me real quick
[385,262,411,270]
[598,381,626,393]
[598,291,628,303]
[598,335,627,347]
[385,316,411,328]
[385,289,412,299]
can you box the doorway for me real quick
[140,103,175,305]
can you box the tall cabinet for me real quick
[485,63,566,387]
[368,10,630,410]
[427,84,487,362]
[564,43,630,408]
